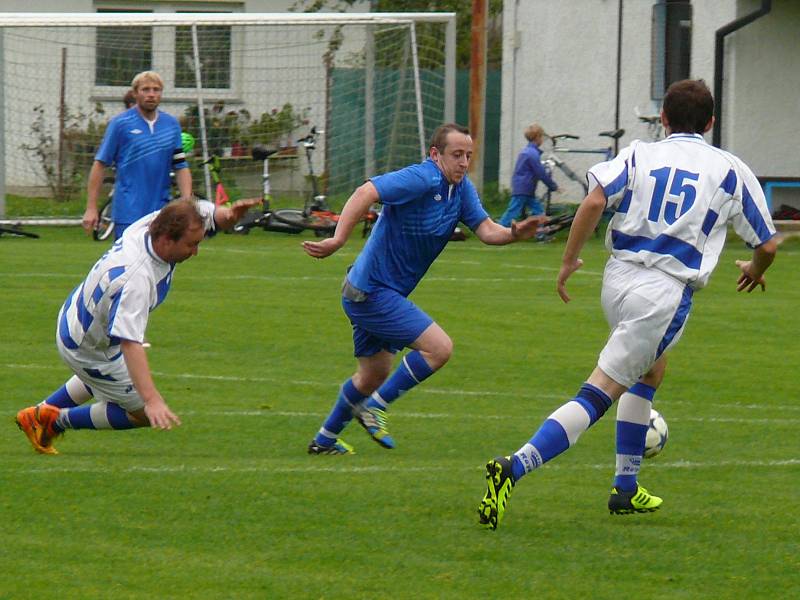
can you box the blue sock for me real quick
[513,383,613,480]
[42,376,92,409]
[315,378,368,446]
[366,350,434,410]
[57,401,136,431]
[614,382,656,491]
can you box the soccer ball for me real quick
[644,409,669,458]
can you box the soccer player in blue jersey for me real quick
[302,123,547,455]
[478,79,778,529]
[15,197,258,455]
[82,71,193,240]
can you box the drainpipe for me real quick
[712,0,771,148]
[614,0,623,156]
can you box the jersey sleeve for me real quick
[728,158,776,248]
[370,163,433,206]
[459,178,490,230]
[587,142,637,208]
[195,200,217,234]
[107,279,151,343]
[172,117,189,171]
[95,117,121,166]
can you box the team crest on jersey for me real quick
[434,193,442,202]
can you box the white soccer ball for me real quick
[644,408,669,458]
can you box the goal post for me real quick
[0,12,456,219]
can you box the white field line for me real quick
[3,363,565,400]
[181,410,800,425]
[6,362,800,411]
[6,458,799,476]
[0,272,572,284]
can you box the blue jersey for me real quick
[96,108,188,225]
[347,158,489,297]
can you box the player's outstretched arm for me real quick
[735,237,778,292]
[213,198,261,230]
[302,181,379,259]
[557,186,606,303]
[121,340,181,430]
[83,160,106,235]
[474,214,549,245]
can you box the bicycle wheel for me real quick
[271,209,336,235]
[0,226,39,239]
[261,210,303,234]
[93,198,115,241]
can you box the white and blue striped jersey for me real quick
[589,133,776,289]
[57,201,216,363]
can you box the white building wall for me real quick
[500,0,797,200]
[726,0,800,176]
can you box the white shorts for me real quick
[57,338,145,412]
[597,257,694,388]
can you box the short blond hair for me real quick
[131,71,164,92]
[524,123,545,142]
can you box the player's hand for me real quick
[557,257,584,303]
[82,207,99,235]
[213,198,261,230]
[302,237,343,259]
[228,198,261,221]
[512,215,549,241]
[735,259,766,292]
[144,396,182,430]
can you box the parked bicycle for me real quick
[0,224,39,239]
[234,126,378,237]
[92,176,118,241]
[540,128,625,212]
[635,106,664,141]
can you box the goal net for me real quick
[0,12,455,218]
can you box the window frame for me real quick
[92,1,242,102]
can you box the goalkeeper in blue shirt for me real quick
[302,123,546,454]
[82,71,193,239]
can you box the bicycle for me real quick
[634,106,664,141]
[532,128,625,241]
[540,128,625,210]
[234,126,377,237]
[92,177,116,241]
[0,224,40,239]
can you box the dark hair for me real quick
[123,89,136,109]
[662,79,714,134]
[149,199,204,241]
[429,123,470,153]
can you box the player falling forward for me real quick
[478,79,778,529]
[15,197,258,455]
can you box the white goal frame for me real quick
[0,11,456,220]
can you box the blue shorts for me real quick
[343,287,433,358]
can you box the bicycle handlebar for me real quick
[549,133,580,141]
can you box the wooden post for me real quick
[468,0,487,193]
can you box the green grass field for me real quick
[1,227,798,599]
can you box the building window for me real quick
[95,9,153,86]
[174,22,231,90]
[651,0,692,101]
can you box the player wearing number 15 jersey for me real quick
[478,79,778,529]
